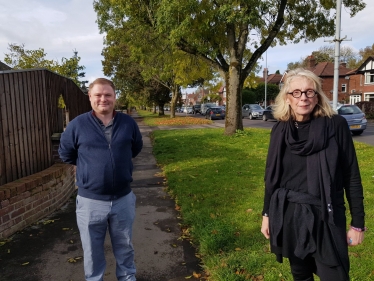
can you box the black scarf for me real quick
[265,116,338,225]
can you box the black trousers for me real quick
[289,255,348,281]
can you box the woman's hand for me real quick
[347,228,364,246]
[261,216,270,239]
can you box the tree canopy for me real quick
[287,45,359,70]
[93,0,366,135]
[4,43,87,88]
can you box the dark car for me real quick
[205,107,225,120]
[262,105,275,121]
[192,104,202,114]
[242,104,264,119]
[337,104,367,135]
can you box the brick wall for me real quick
[0,163,76,239]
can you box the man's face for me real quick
[88,84,116,115]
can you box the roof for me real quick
[0,61,11,71]
[348,56,374,75]
[306,62,352,77]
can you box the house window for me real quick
[365,72,374,84]
[364,93,374,102]
[341,84,347,92]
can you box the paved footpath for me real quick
[0,111,205,281]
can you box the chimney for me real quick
[340,61,347,68]
[263,68,269,80]
[307,55,316,68]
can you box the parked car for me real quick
[183,106,193,114]
[192,104,202,114]
[201,103,217,116]
[262,105,275,121]
[242,104,264,119]
[205,107,225,120]
[337,104,367,135]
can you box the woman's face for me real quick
[286,77,318,122]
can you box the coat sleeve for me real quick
[58,122,78,165]
[334,115,365,228]
[131,120,143,158]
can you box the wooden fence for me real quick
[0,69,91,186]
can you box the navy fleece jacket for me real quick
[58,111,143,200]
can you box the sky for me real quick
[0,0,373,88]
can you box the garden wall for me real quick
[0,163,75,239]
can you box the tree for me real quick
[94,1,214,118]
[348,43,374,69]
[56,51,88,88]
[153,0,365,135]
[287,45,359,70]
[254,83,280,104]
[93,0,365,135]
[4,43,87,88]
[4,43,57,69]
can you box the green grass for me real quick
[151,127,374,281]
[137,109,212,126]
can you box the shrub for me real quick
[356,101,374,119]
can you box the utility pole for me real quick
[328,0,350,110]
[264,51,267,108]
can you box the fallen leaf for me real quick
[193,272,201,278]
[62,228,70,231]
[184,276,192,279]
[21,262,29,266]
[235,247,241,251]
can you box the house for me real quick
[0,60,12,71]
[262,68,283,86]
[305,55,352,103]
[345,56,374,104]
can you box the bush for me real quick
[356,101,374,119]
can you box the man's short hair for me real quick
[88,78,115,93]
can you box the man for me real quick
[59,78,143,281]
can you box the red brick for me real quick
[10,207,25,218]
[16,183,26,194]
[0,220,14,233]
[31,185,43,195]
[0,199,10,208]
[2,214,10,223]
[0,205,15,217]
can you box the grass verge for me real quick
[151,126,374,281]
[137,109,212,126]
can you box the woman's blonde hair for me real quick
[273,68,335,121]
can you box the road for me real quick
[177,112,374,146]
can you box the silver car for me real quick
[337,104,367,135]
[242,104,264,119]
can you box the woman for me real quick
[261,68,366,281]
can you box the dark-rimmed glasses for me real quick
[288,89,317,98]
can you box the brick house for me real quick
[279,55,353,103]
[305,55,352,103]
[262,68,283,86]
[345,56,374,104]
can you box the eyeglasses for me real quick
[288,89,317,98]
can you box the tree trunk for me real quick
[224,66,243,135]
[169,84,180,118]
[152,103,157,114]
[158,102,165,116]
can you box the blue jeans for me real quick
[76,192,136,281]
